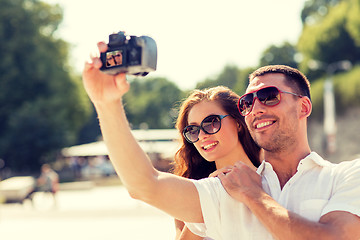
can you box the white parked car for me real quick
[0,176,36,203]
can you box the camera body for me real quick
[100,31,157,76]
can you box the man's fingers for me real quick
[217,171,226,181]
[234,161,253,171]
[92,57,103,69]
[114,73,130,92]
[83,60,93,72]
[209,166,233,177]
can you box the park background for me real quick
[1,0,360,192]
[1,0,360,239]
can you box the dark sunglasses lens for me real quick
[239,94,254,115]
[184,126,200,142]
[202,115,221,134]
[258,87,280,106]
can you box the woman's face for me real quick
[107,56,115,66]
[187,101,242,167]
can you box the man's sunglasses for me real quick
[238,86,303,116]
[183,114,229,143]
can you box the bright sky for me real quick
[45,0,306,90]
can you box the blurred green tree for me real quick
[298,0,360,79]
[195,65,252,95]
[346,0,360,47]
[196,65,239,90]
[300,0,341,24]
[123,77,184,129]
[258,42,299,69]
[76,107,102,144]
[0,0,91,173]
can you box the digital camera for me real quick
[100,31,157,76]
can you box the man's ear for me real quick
[300,97,312,119]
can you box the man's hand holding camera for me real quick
[83,42,129,105]
[99,31,157,76]
[83,31,157,105]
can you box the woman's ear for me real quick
[237,121,245,134]
[300,96,312,119]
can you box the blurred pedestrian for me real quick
[36,164,59,207]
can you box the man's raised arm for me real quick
[82,42,203,223]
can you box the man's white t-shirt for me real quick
[185,152,360,240]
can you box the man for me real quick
[83,42,360,239]
[199,65,360,239]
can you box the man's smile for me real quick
[255,120,276,130]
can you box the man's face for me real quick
[244,73,301,153]
[114,52,122,65]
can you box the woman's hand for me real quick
[82,42,129,105]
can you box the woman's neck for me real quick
[215,144,257,171]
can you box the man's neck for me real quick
[264,149,311,189]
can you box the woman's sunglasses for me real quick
[238,86,303,116]
[183,114,229,143]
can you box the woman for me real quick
[172,86,261,239]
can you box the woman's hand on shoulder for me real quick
[82,42,129,105]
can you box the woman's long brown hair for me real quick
[172,86,260,180]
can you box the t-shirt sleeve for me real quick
[322,159,360,217]
[184,177,223,237]
[184,222,207,238]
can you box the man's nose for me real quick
[250,98,266,116]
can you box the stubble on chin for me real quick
[251,130,297,153]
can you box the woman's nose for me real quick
[197,128,209,140]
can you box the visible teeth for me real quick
[203,142,217,150]
[256,121,273,129]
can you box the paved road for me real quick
[0,185,175,240]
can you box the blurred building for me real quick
[60,129,180,180]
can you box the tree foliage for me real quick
[0,0,91,173]
[346,0,360,46]
[334,65,360,112]
[301,0,341,24]
[196,65,239,90]
[195,65,251,95]
[298,0,360,78]
[306,65,360,121]
[123,77,184,129]
[2,0,360,174]
[258,42,299,69]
